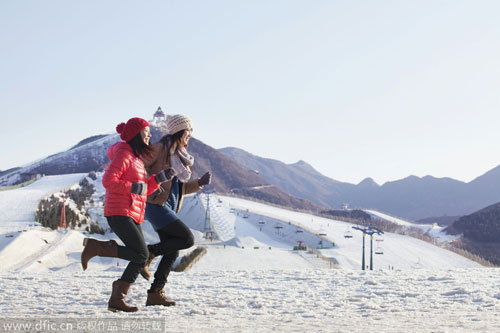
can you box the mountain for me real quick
[150,126,321,211]
[466,165,500,208]
[446,201,500,265]
[4,120,500,220]
[0,134,119,185]
[0,123,322,212]
[416,215,460,226]
[357,175,469,219]
[448,202,500,243]
[357,177,379,188]
[219,147,500,220]
[218,147,352,208]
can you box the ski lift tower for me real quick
[203,191,214,240]
[352,225,384,271]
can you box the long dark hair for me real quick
[128,133,154,159]
[158,130,186,164]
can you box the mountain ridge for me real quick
[219,147,500,220]
[3,121,500,220]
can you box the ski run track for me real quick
[0,174,499,332]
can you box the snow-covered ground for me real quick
[211,195,479,270]
[0,174,499,332]
[364,209,459,243]
[0,269,499,332]
[0,174,86,235]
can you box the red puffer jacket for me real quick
[103,142,159,224]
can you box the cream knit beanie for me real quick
[166,114,193,135]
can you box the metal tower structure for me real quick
[203,192,213,239]
[352,225,384,270]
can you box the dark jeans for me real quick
[107,216,148,284]
[149,219,194,292]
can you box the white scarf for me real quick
[170,146,194,182]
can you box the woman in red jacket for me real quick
[81,117,174,313]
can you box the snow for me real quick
[364,209,415,226]
[0,269,499,332]
[0,174,86,235]
[0,174,498,332]
[210,195,480,270]
[365,208,460,243]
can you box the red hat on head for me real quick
[116,117,149,142]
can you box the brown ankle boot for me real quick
[140,251,156,281]
[146,290,176,307]
[81,238,118,271]
[108,280,139,312]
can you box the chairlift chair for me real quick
[344,230,353,239]
[375,246,384,255]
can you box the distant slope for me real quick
[417,215,460,226]
[0,174,482,274]
[357,175,469,220]
[4,124,500,220]
[446,202,500,265]
[0,135,119,186]
[219,147,352,208]
[220,147,500,220]
[213,195,481,269]
[448,202,500,242]
[69,135,108,150]
[0,125,322,212]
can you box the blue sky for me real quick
[1,0,499,185]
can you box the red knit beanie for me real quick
[116,117,150,142]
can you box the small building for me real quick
[153,106,166,124]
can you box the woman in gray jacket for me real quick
[142,114,211,307]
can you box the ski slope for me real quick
[0,174,482,273]
[203,195,480,270]
[0,174,498,332]
[0,174,86,235]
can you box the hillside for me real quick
[4,121,500,220]
[448,202,500,242]
[417,215,460,226]
[0,123,321,213]
[151,127,323,212]
[446,202,500,265]
[0,173,483,273]
[220,147,500,220]
[219,147,350,208]
[1,174,498,332]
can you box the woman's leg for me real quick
[149,219,194,292]
[107,216,148,284]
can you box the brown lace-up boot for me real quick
[81,238,118,271]
[140,250,156,280]
[108,280,139,312]
[146,289,176,307]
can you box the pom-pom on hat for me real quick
[166,114,193,135]
[116,117,150,142]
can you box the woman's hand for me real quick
[155,168,176,184]
[198,171,212,186]
[131,182,147,195]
